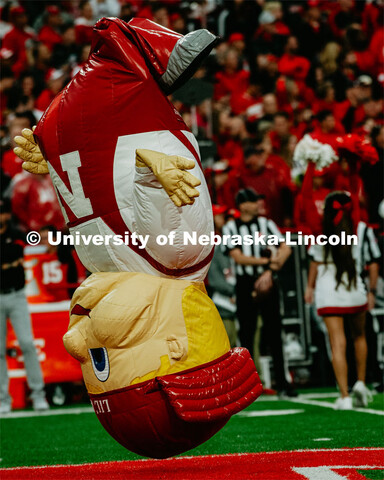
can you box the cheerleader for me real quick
[305,191,380,410]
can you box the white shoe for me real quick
[0,403,11,414]
[334,396,353,410]
[33,397,49,411]
[352,381,373,407]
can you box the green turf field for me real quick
[1,389,383,469]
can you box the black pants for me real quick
[235,275,289,391]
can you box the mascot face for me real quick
[63,272,237,458]
[63,272,230,393]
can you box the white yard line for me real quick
[236,409,304,417]
[258,392,340,402]
[286,397,384,415]
[299,392,340,399]
[0,406,94,419]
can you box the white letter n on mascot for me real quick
[14,18,262,458]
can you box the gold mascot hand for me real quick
[14,127,49,175]
[136,149,201,207]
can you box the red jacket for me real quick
[38,25,62,51]
[214,70,250,100]
[278,53,310,82]
[2,26,34,76]
[1,150,24,178]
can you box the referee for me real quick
[223,188,296,397]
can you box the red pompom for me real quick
[335,134,379,165]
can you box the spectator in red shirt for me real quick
[311,109,345,149]
[35,69,66,112]
[261,93,278,121]
[313,82,337,115]
[217,115,250,171]
[38,6,63,52]
[275,76,311,120]
[328,0,358,39]
[30,42,52,84]
[255,2,290,54]
[207,161,240,211]
[6,71,41,116]
[338,76,383,133]
[255,53,279,95]
[344,24,375,76]
[214,48,250,101]
[263,133,294,188]
[75,1,94,45]
[1,111,36,179]
[230,83,262,116]
[295,2,332,60]
[239,141,293,226]
[51,25,79,69]
[278,36,311,85]
[228,32,246,57]
[268,111,297,167]
[362,1,383,40]
[2,6,35,77]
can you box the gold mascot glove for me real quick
[13,127,49,175]
[136,149,201,207]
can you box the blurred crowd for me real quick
[0,0,383,236]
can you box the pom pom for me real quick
[335,134,379,165]
[292,134,338,177]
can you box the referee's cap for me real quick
[235,188,265,206]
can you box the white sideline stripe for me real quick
[0,407,94,419]
[300,392,340,399]
[293,466,384,480]
[236,409,304,417]
[259,392,340,401]
[260,392,360,401]
[286,397,384,416]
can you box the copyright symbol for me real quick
[26,231,41,245]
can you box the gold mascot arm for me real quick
[13,127,49,175]
[135,149,201,207]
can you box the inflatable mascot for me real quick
[14,18,262,458]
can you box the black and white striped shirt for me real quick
[222,216,282,278]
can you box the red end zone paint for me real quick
[1,448,383,480]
